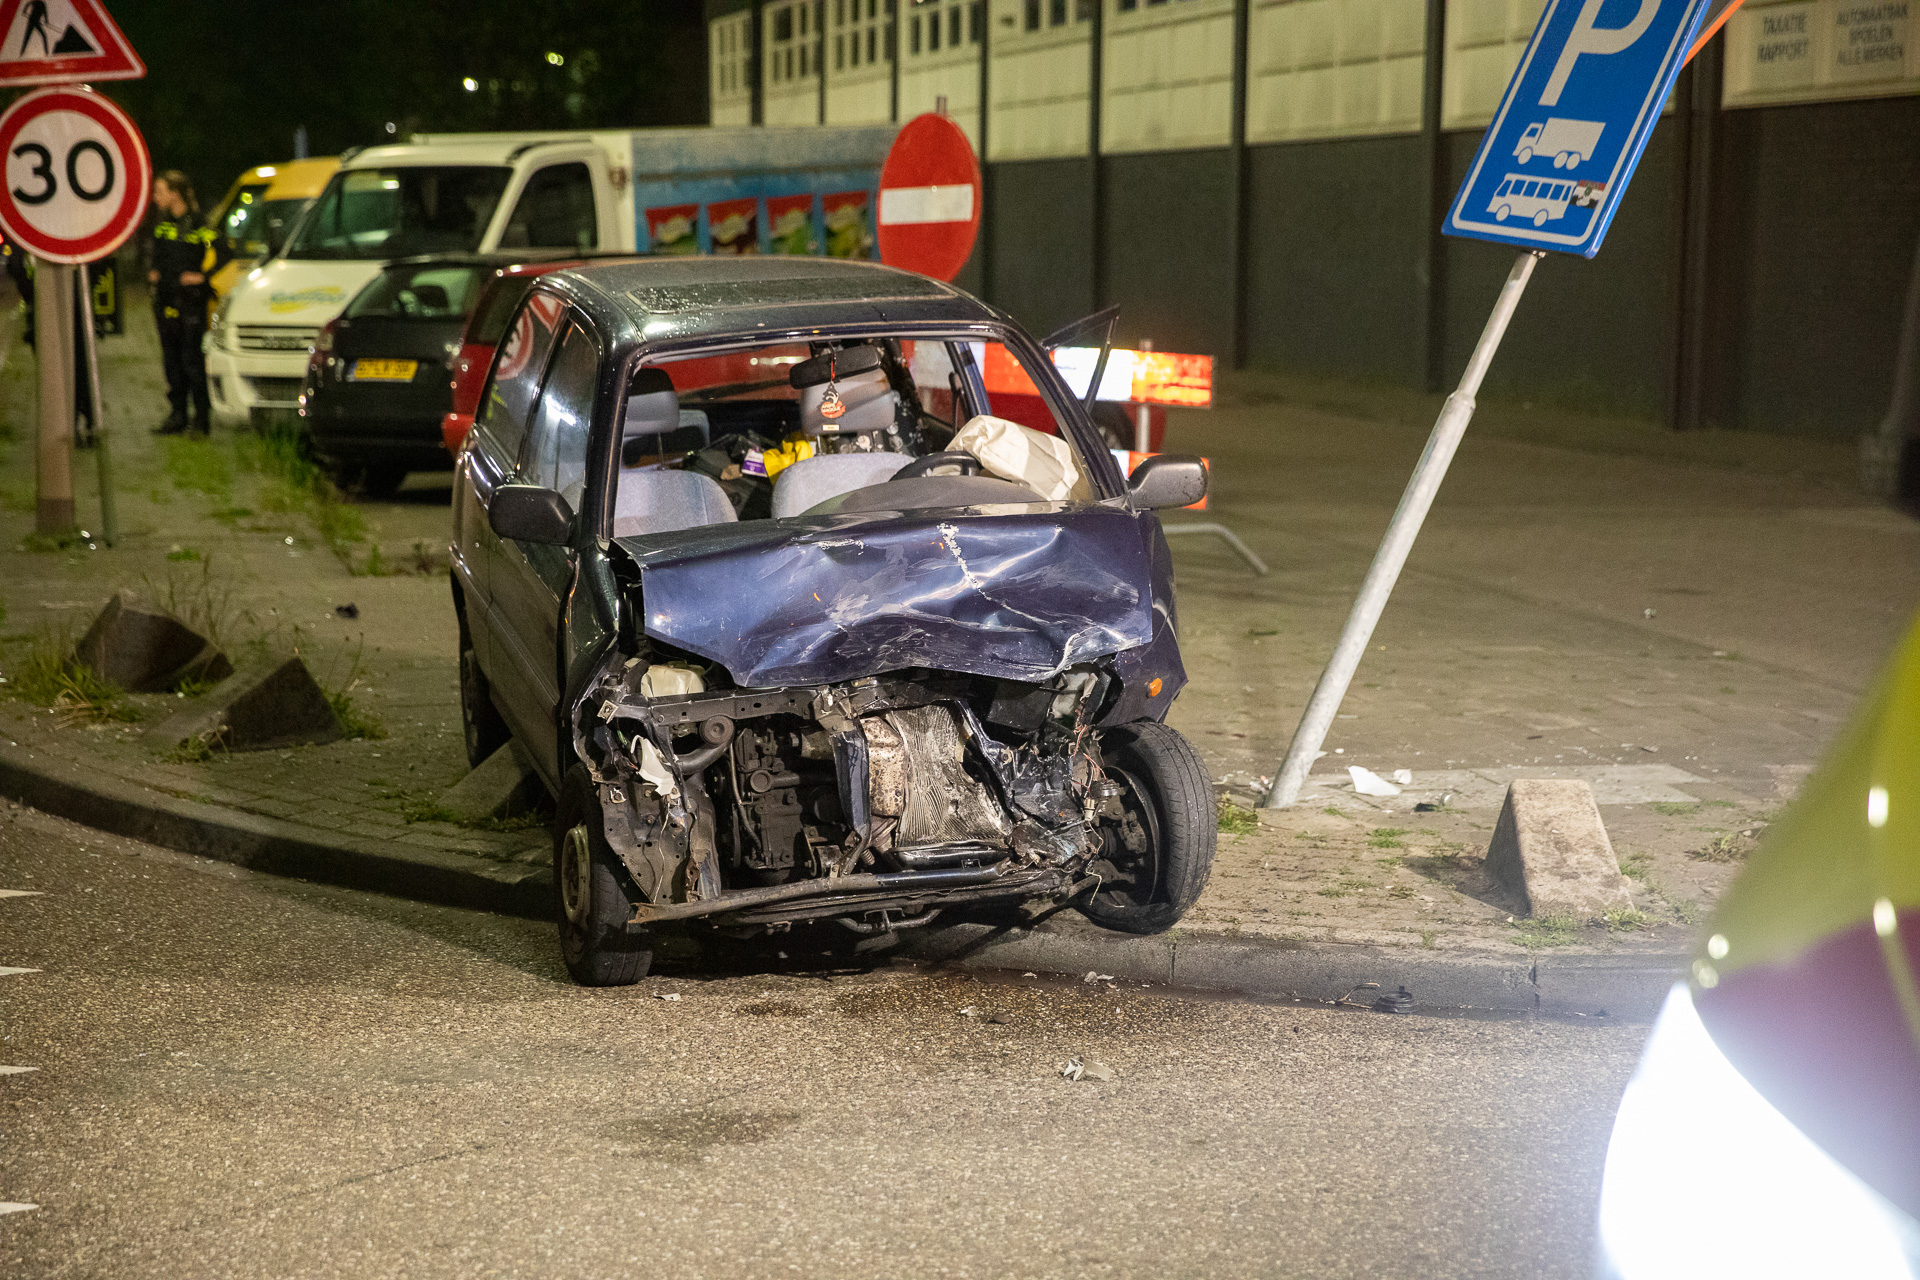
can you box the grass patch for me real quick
[165,545,203,562]
[3,632,136,726]
[1510,914,1581,948]
[1368,827,1409,849]
[315,637,385,741]
[1321,806,1348,818]
[1337,876,1372,891]
[1649,801,1700,816]
[1246,627,1279,637]
[1217,798,1259,835]
[143,557,242,653]
[1668,896,1704,925]
[1387,884,1415,899]
[163,435,235,501]
[1689,832,1752,863]
[1419,929,1437,949]
[1315,886,1347,899]
[1599,906,1654,932]
[1619,849,1652,880]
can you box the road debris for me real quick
[1082,971,1115,984]
[1349,766,1401,797]
[1390,769,1413,785]
[654,992,681,1001]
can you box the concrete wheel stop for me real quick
[1484,779,1635,918]
[150,656,344,753]
[73,593,232,693]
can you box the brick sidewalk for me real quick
[0,286,1912,962]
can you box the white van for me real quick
[1487,173,1575,227]
[206,136,628,427]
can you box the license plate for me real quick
[350,358,418,382]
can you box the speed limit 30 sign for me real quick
[0,85,149,263]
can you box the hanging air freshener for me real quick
[818,352,847,421]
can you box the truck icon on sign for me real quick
[1489,173,1575,226]
[1514,118,1604,169]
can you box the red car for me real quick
[442,258,641,454]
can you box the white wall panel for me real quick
[1249,0,1428,143]
[1441,0,1545,128]
[1101,0,1234,154]
[987,0,1092,160]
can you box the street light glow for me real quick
[546,51,565,66]
[462,76,478,91]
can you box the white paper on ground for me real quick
[1349,766,1402,797]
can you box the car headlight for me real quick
[209,297,233,350]
[1596,983,1920,1279]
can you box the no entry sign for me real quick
[876,113,981,283]
[0,85,150,263]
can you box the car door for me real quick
[489,312,602,787]
[457,291,566,682]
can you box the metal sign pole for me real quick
[33,256,75,535]
[80,263,115,545]
[1264,249,1543,808]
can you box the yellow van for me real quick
[207,157,339,298]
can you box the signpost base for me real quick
[1263,250,1542,808]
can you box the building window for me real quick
[949,5,961,44]
[1049,0,1066,25]
[868,27,877,60]
[800,3,809,35]
[969,0,984,39]
[775,7,793,40]
[1025,0,1040,30]
[910,12,921,51]
[1075,0,1094,15]
[929,6,941,48]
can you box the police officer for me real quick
[147,170,226,435]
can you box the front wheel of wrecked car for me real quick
[555,768,653,987]
[1079,721,1216,935]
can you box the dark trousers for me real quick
[155,305,210,424]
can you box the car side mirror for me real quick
[489,483,574,546]
[1126,454,1208,511]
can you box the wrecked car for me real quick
[449,256,1215,985]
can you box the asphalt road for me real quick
[0,800,1643,1279]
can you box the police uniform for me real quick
[150,211,226,431]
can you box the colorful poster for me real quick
[766,193,815,254]
[706,197,759,255]
[823,190,871,259]
[645,203,699,255]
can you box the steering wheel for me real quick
[892,451,982,480]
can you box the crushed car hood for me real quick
[617,504,1157,687]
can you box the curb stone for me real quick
[0,739,1683,1015]
[0,739,550,918]
[904,918,1684,1019]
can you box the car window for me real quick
[347,264,485,320]
[471,274,540,345]
[521,318,600,513]
[501,163,596,250]
[474,292,565,462]
[284,166,511,260]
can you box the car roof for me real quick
[548,256,1001,349]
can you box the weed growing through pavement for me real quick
[1321,806,1348,819]
[1689,831,1753,863]
[143,557,243,654]
[1599,907,1654,932]
[1419,929,1438,949]
[312,635,386,741]
[1618,849,1652,880]
[1368,827,1409,848]
[1510,914,1581,947]
[1217,798,1259,835]
[1668,897,1703,925]
[163,435,235,502]
[3,630,137,726]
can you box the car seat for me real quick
[612,469,739,539]
[798,368,899,436]
[769,452,914,518]
[622,368,710,462]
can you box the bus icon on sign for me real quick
[1488,174,1575,226]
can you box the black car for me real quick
[451,256,1216,986]
[301,254,543,496]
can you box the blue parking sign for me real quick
[1445,0,1712,257]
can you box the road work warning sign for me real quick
[0,0,144,87]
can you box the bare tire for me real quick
[556,768,652,987]
[1080,721,1216,935]
[457,607,510,768]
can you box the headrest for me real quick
[789,344,883,389]
[631,368,675,397]
[625,368,679,438]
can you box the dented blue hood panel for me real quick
[617,504,1157,687]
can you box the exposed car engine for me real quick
[575,654,1133,933]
